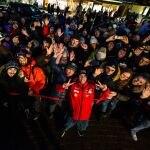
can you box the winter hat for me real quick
[5,60,19,70]
[79,69,87,75]
[16,51,31,58]
[16,52,26,58]
[90,36,98,44]
[96,47,107,61]
[80,37,85,43]
[66,62,77,71]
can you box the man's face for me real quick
[79,74,87,84]
[117,49,127,59]
[108,42,114,51]
[12,36,19,45]
[132,76,147,86]
[82,30,87,36]
[43,41,50,49]
[91,43,97,48]
[50,27,54,33]
[133,35,140,41]
[105,66,116,76]
[139,57,150,66]
[71,38,79,47]
[7,68,17,77]
[65,68,75,77]
[18,57,28,66]
[95,31,100,37]
[27,41,32,48]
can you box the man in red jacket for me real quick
[61,69,110,137]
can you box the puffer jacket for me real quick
[21,59,46,94]
[69,82,95,120]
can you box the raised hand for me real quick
[96,81,107,91]
[93,68,103,77]
[107,91,117,99]
[121,36,129,44]
[78,24,83,30]
[84,59,92,67]
[141,84,150,99]
[21,28,29,37]
[69,51,75,61]
[63,79,75,89]
[106,35,116,42]
[24,77,30,83]
[46,44,54,55]
[143,34,150,44]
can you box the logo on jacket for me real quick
[88,89,93,94]
[74,89,79,93]
[74,93,78,97]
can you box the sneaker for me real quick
[77,130,84,136]
[3,102,8,107]
[32,113,40,121]
[49,114,54,119]
[24,108,30,119]
[131,132,138,141]
[60,130,66,138]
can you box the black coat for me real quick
[0,68,27,102]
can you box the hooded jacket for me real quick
[20,59,46,94]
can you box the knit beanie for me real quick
[5,60,19,70]
[96,47,107,61]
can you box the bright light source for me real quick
[143,7,149,16]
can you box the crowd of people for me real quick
[0,2,150,142]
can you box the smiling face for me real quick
[117,49,127,59]
[18,57,28,66]
[65,68,75,77]
[79,73,87,84]
[43,41,50,49]
[105,66,116,76]
[108,42,114,51]
[132,76,147,86]
[7,67,17,77]
[120,72,131,81]
[71,38,79,47]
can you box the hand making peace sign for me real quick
[63,79,76,89]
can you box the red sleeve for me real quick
[95,88,111,104]
[42,26,49,37]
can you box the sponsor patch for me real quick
[74,89,79,93]
[88,89,92,94]
[74,93,78,97]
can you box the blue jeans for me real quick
[131,118,150,135]
[100,99,119,113]
[64,116,89,131]
[110,99,119,110]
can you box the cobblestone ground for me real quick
[0,101,150,150]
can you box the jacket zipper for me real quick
[78,85,84,120]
